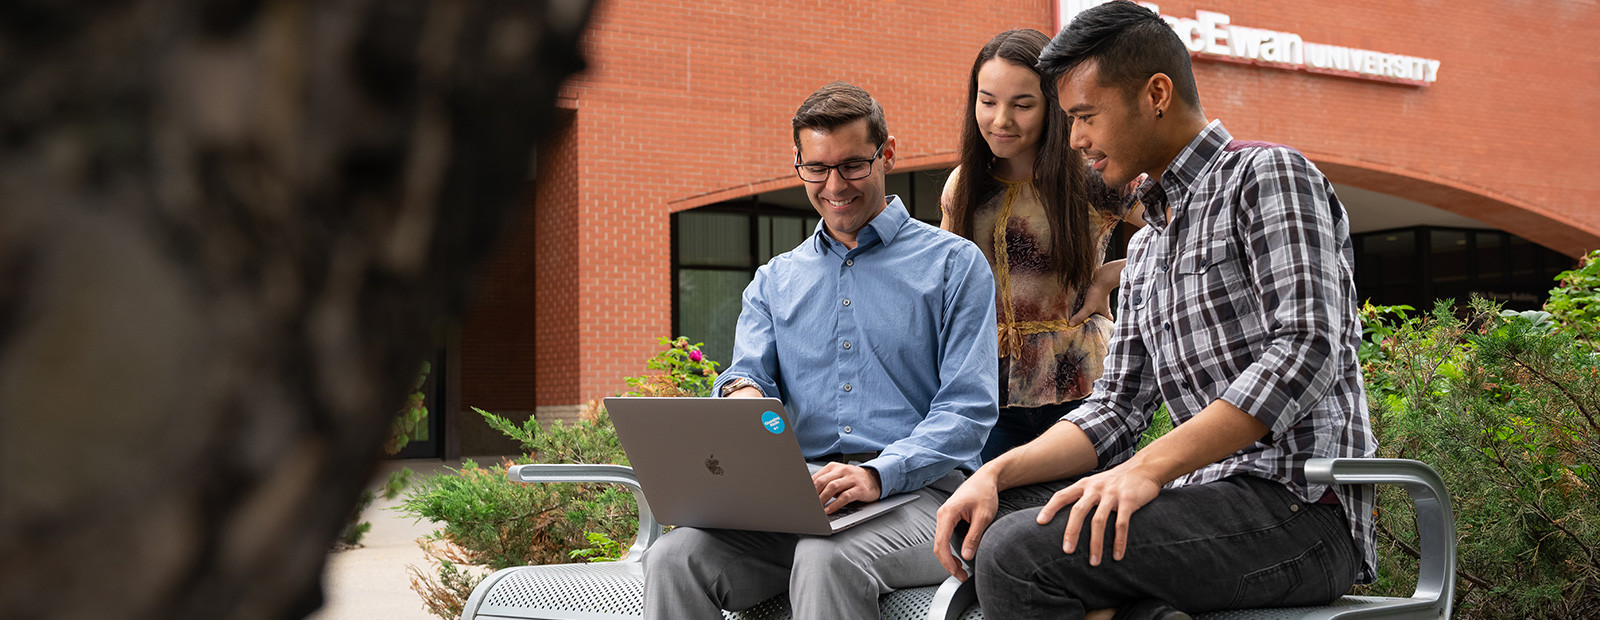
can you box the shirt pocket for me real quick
[1175,235,1250,306]
[1173,235,1254,353]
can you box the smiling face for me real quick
[795,118,895,249]
[976,58,1046,177]
[1057,59,1162,188]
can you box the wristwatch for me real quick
[719,377,762,397]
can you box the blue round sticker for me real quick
[761,411,785,434]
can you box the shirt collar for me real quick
[1156,120,1231,213]
[812,195,909,253]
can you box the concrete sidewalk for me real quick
[309,457,513,620]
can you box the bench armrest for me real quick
[1305,457,1456,619]
[506,463,663,562]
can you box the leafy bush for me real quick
[397,403,637,618]
[1136,403,1172,450]
[400,337,716,619]
[626,336,721,397]
[1547,249,1600,347]
[387,361,433,453]
[1355,297,1599,618]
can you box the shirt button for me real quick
[1180,380,1192,390]
[842,299,851,306]
[1290,504,1301,512]
[1160,264,1170,272]
[843,341,852,350]
[845,259,854,267]
[843,383,852,392]
[1163,322,1172,331]
[844,426,853,433]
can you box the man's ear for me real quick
[881,136,897,174]
[793,144,800,164]
[1145,73,1174,117]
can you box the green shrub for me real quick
[1355,297,1599,618]
[1136,403,1172,450]
[387,361,433,453]
[626,336,721,397]
[400,337,716,619]
[1547,249,1600,347]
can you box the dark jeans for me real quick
[980,399,1084,464]
[974,475,1357,619]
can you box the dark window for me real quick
[912,168,951,222]
[1475,231,1505,286]
[678,212,752,268]
[1429,229,1470,303]
[1354,226,1572,311]
[676,269,753,367]
[1355,230,1417,306]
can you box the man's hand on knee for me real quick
[933,472,1000,581]
[1036,466,1161,567]
[812,463,881,514]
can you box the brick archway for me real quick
[1309,154,1600,258]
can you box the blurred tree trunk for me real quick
[0,1,593,618]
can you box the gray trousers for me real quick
[641,470,964,620]
[973,475,1358,619]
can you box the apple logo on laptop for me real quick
[705,455,724,476]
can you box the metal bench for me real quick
[461,458,1455,620]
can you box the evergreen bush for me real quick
[1355,297,1599,618]
[398,338,718,619]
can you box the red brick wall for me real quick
[497,0,1600,408]
[534,114,582,407]
[459,182,539,413]
[1144,0,1600,256]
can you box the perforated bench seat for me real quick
[467,561,941,620]
[465,561,1430,620]
[462,459,1456,620]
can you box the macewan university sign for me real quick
[1055,0,1443,86]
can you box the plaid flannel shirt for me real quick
[1067,121,1378,583]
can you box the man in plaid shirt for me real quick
[932,3,1377,619]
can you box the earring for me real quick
[1157,109,1164,119]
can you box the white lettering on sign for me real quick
[1052,0,1441,85]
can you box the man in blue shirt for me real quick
[641,81,999,620]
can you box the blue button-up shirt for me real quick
[712,197,999,498]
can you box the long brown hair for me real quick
[949,29,1094,292]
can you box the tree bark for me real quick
[0,1,593,618]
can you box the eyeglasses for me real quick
[794,141,886,183]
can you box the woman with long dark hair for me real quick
[941,29,1142,463]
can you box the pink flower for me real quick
[689,350,703,362]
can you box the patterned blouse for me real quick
[960,173,1126,408]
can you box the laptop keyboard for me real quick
[827,504,863,521]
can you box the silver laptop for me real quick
[604,396,919,535]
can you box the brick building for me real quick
[409,0,1600,457]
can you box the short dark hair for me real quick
[1037,1,1201,109]
[791,81,887,152]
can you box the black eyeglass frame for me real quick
[793,141,887,183]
